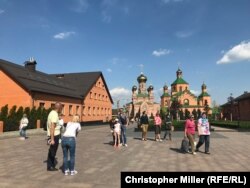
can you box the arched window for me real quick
[184,99,189,105]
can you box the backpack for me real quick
[180,138,189,153]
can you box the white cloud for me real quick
[101,11,112,23]
[101,0,117,23]
[217,41,250,64]
[106,68,112,73]
[0,9,5,14]
[110,87,131,103]
[162,0,184,3]
[175,31,193,38]
[111,57,126,65]
[71,0,89,13]
[53,32,75,39]
[190,90,200,95]
[152,49,171,57]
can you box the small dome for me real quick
[202,82,207,89]
[148,85,154,90]
[132,85,137,91]
[177,68,182,74]
[137,73,147,83]
[163,84,168,90]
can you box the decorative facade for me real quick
[161,68,211,117]
[126,73,160,118]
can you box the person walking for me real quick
[184,114,196,155]
[61,115,81,175]
[140,111,149,141]
[163,114,172,141]
[196,112,211,154]
[154,112,162,141]
[47,102,62,171]
[19,114,29,140]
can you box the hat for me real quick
[115,118,119,122]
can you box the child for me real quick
[113,118,121,147]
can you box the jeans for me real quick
[120,125,127,144]
[196,135,210,153]
[20,129,26,138]
[47,135,60,169]
[61,137,76,171]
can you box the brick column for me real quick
[0,121,3,133]
[36,120,41,129]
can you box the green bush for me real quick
[0,105,51,132]
[210,120,250,129]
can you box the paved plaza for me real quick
[0,123,249,188]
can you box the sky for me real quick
[1,0,250,108]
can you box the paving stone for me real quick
[0,123,249,187]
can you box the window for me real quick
[93,107,96,116]
[76,106,79,115]
[39,102,45,108]
[106,96,108,101]
[184,99,189,105]
[88,106,91,115]
[102,95,104,101]
[94,93,97,100]
[69,105,73,115]
[51,103,55,108]
[82,106,85,115]
[179,86,182,92]
[90,92,92,99]
[99,81,101,87]
[204,100,208,106]
[99,94,101,100]
[61,104,65,115]
[97,107,99,116]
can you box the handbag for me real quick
[181,138,189,153]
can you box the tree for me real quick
[192,109,197,120]
[170,98,181,120]
[197,109,202,118]
[0,105,8,121]
[184,109,190,119]
[179,110,184,120]
[204,104,210,117]
[227,93,234,121]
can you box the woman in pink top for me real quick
[184,114,196,155]
[154,112,162,141]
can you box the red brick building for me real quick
[0,58,113,123]
[221,92,250,121]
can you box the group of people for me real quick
[110,109,129,148]
[184,112,210,155]
[139,111,173,142]
[132,110,210,155]
[46,102,81,176]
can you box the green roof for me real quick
[198,92,210,98]
[171,77,188,85]
[137,93,149,97]
[161,93,170,98]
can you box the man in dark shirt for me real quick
[140,111,149,141]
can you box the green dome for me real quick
[137,73,147,83]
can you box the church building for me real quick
[161,68,211,118]
[126,73,160,118]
